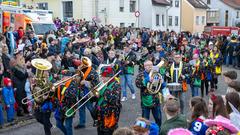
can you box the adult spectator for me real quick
[160,97,188,135]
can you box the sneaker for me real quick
[121,97,127,102]
[132,94,136,99]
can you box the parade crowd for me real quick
[0,17,239,135]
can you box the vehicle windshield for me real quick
[32,23,57,35]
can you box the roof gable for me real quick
[221,0,240,10]
[187,0,208,9]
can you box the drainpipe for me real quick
[166,5,171,31]
[95,0,98,18]
[180,0,182,32]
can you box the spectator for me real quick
[6,26,16,56]
[228,81,240,96]
[132,117,150,135]
[210,94,229,119]
[205,115,239,135]
[223,70,238,94]
[2,78,16,122]
[168,128,192,135]
[160,97,188,135]
[188,96,209,135]
[113,127,134,135]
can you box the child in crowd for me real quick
[205,115,239,135]
[211,94,229,119]
[0,96,4,127]
[189,96,209,135]
[2,78,16,122]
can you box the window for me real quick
[38,2,48,10]
[169,16,172,26]
[62,1,73,19]
[170,0,173,6]
[175,16,178,26]
[130,0,136,12]
[175,0,179,7]
[196,16,200,25]
[131,23,135,27]
[120,23,125,27]
[237,11,239,18]
[225,10,228,26]
[156,14,160,26]
[162,15,165,26]
[119,0,124,12]
[202,16,205,25]
[207,0,211,4]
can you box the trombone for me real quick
[65,70,121,117]
[22,73,80,105]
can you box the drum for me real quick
[167,83,182,92]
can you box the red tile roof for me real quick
[221,0,240,10]
[152,0,171,6]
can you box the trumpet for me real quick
[65,70,122,117]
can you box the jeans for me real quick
[232,56,239,67]
[225,55,232,66]
[56,117,73,135]
[78,101,95,126]
[35,110,52,135]
[142,106,162,128]
[0,105,4,126]
[191,85,199,97]
[6,104,15,122]
[120,74,135,97]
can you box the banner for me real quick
[0,0,19,6]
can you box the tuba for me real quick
[147,60,164,94]
[22,58,53,105]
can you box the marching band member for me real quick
[189,54,201,97]
[54,73,79,135]
[96,66,122,135]
[135,60,164,128]
[120,44,136,102]
[200,50,213,97]
[75,57,99,129]
[166,53,187,114]
[210,46,223,90]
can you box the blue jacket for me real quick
[2,86,15,106]
[149,122,159,135]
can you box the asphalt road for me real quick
[0,66,239,135]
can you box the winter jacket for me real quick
[2,86,15,106]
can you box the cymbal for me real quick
[31,58,52,71]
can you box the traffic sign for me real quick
[135,11,140,17]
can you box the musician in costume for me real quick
[210,46,223,90]
[137,47,150,72]
[75,57,99,129]
[200,50,214,97]
[166,53,187,114]
[96,66,122,135]
[30,59,54,135]
[189,53,201,97]
[119,44,136,102]
[54,73,79,135]
[135,60,165,128]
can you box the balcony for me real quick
[206,9,220,25]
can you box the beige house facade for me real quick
[181,0,208,34]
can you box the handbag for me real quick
[193,78,201,87]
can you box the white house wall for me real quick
[152,5,167,30]
[203,0,238,26]
[167,0,181,32]
[139,0,152,28]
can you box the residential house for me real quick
[166,0,181,32]
[21,0,139,27]
[139,0,170,30]
[202,0,240,26]
[181,0,208,34]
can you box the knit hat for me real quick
[205,115,239,134]
[223,71,237,80]
[168,128,193,135]
[3,77,12,87]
